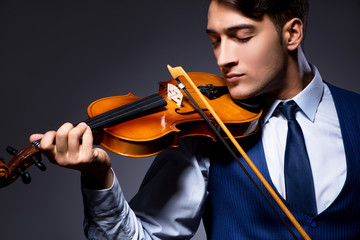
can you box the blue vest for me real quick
[203,84,360,239]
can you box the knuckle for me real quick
[56,158,66,166]
[69,125,86,139]
[56,156,71,168]
[68,129,80,139]
[63,122,74,128]
[40,141,51,151]
[40,131,55,150]
[57,122,74,136]
[56,129,68,139]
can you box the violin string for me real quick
[175,78,299,240]
[85,96,164,129]
[85,94,160,128]
[32,94,166,150]
[85,94,166,130]
[31,94,167,151]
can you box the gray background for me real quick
[0,0,359,239]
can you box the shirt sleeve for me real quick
[81,137,211,239]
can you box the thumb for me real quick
[91,148,111,171]
[93,148,111,165]
[93,148,100,159]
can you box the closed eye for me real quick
[211,39,220,47]
[235,36,253,43]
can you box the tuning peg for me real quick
[6,146,18,155]
[33,159,46,171]
[17,169,31,184]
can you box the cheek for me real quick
[246,35,285,81]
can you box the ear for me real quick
[282,18,304,51]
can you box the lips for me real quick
[224,73,245,83]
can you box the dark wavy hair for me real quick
[211,0,309,38]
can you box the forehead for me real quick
[207,2,267,33]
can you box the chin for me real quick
[227,84,260,100]
[228,90,256,100]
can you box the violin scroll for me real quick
[0,144,46,188]
[0,158,9,179]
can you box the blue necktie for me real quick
[278,100,317,216]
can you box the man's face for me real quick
[207,2,288,100]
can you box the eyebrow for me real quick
[206,24,256,34]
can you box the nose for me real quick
[216,39,238,68]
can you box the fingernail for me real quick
[79,122,88,127]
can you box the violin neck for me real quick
[31,94,167,150]
[84,93,167,130]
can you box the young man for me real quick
[30,0,360,239]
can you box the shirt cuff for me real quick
[82,168,125,218]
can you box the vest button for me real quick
[308,220,318,229]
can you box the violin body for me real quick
[88,72,261,157]
[0,72,261,187]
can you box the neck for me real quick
[275,47,314,100]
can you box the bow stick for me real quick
[167,65,311,240]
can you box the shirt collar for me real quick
[263,64,324,124]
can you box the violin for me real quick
[0,70,261,188]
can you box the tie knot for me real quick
[278,100,299,121]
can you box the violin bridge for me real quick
[167,83,183,107]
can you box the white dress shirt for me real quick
[262,64,347,214]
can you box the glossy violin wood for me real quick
[0,72,261,188]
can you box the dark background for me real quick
[0,1,359,239]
